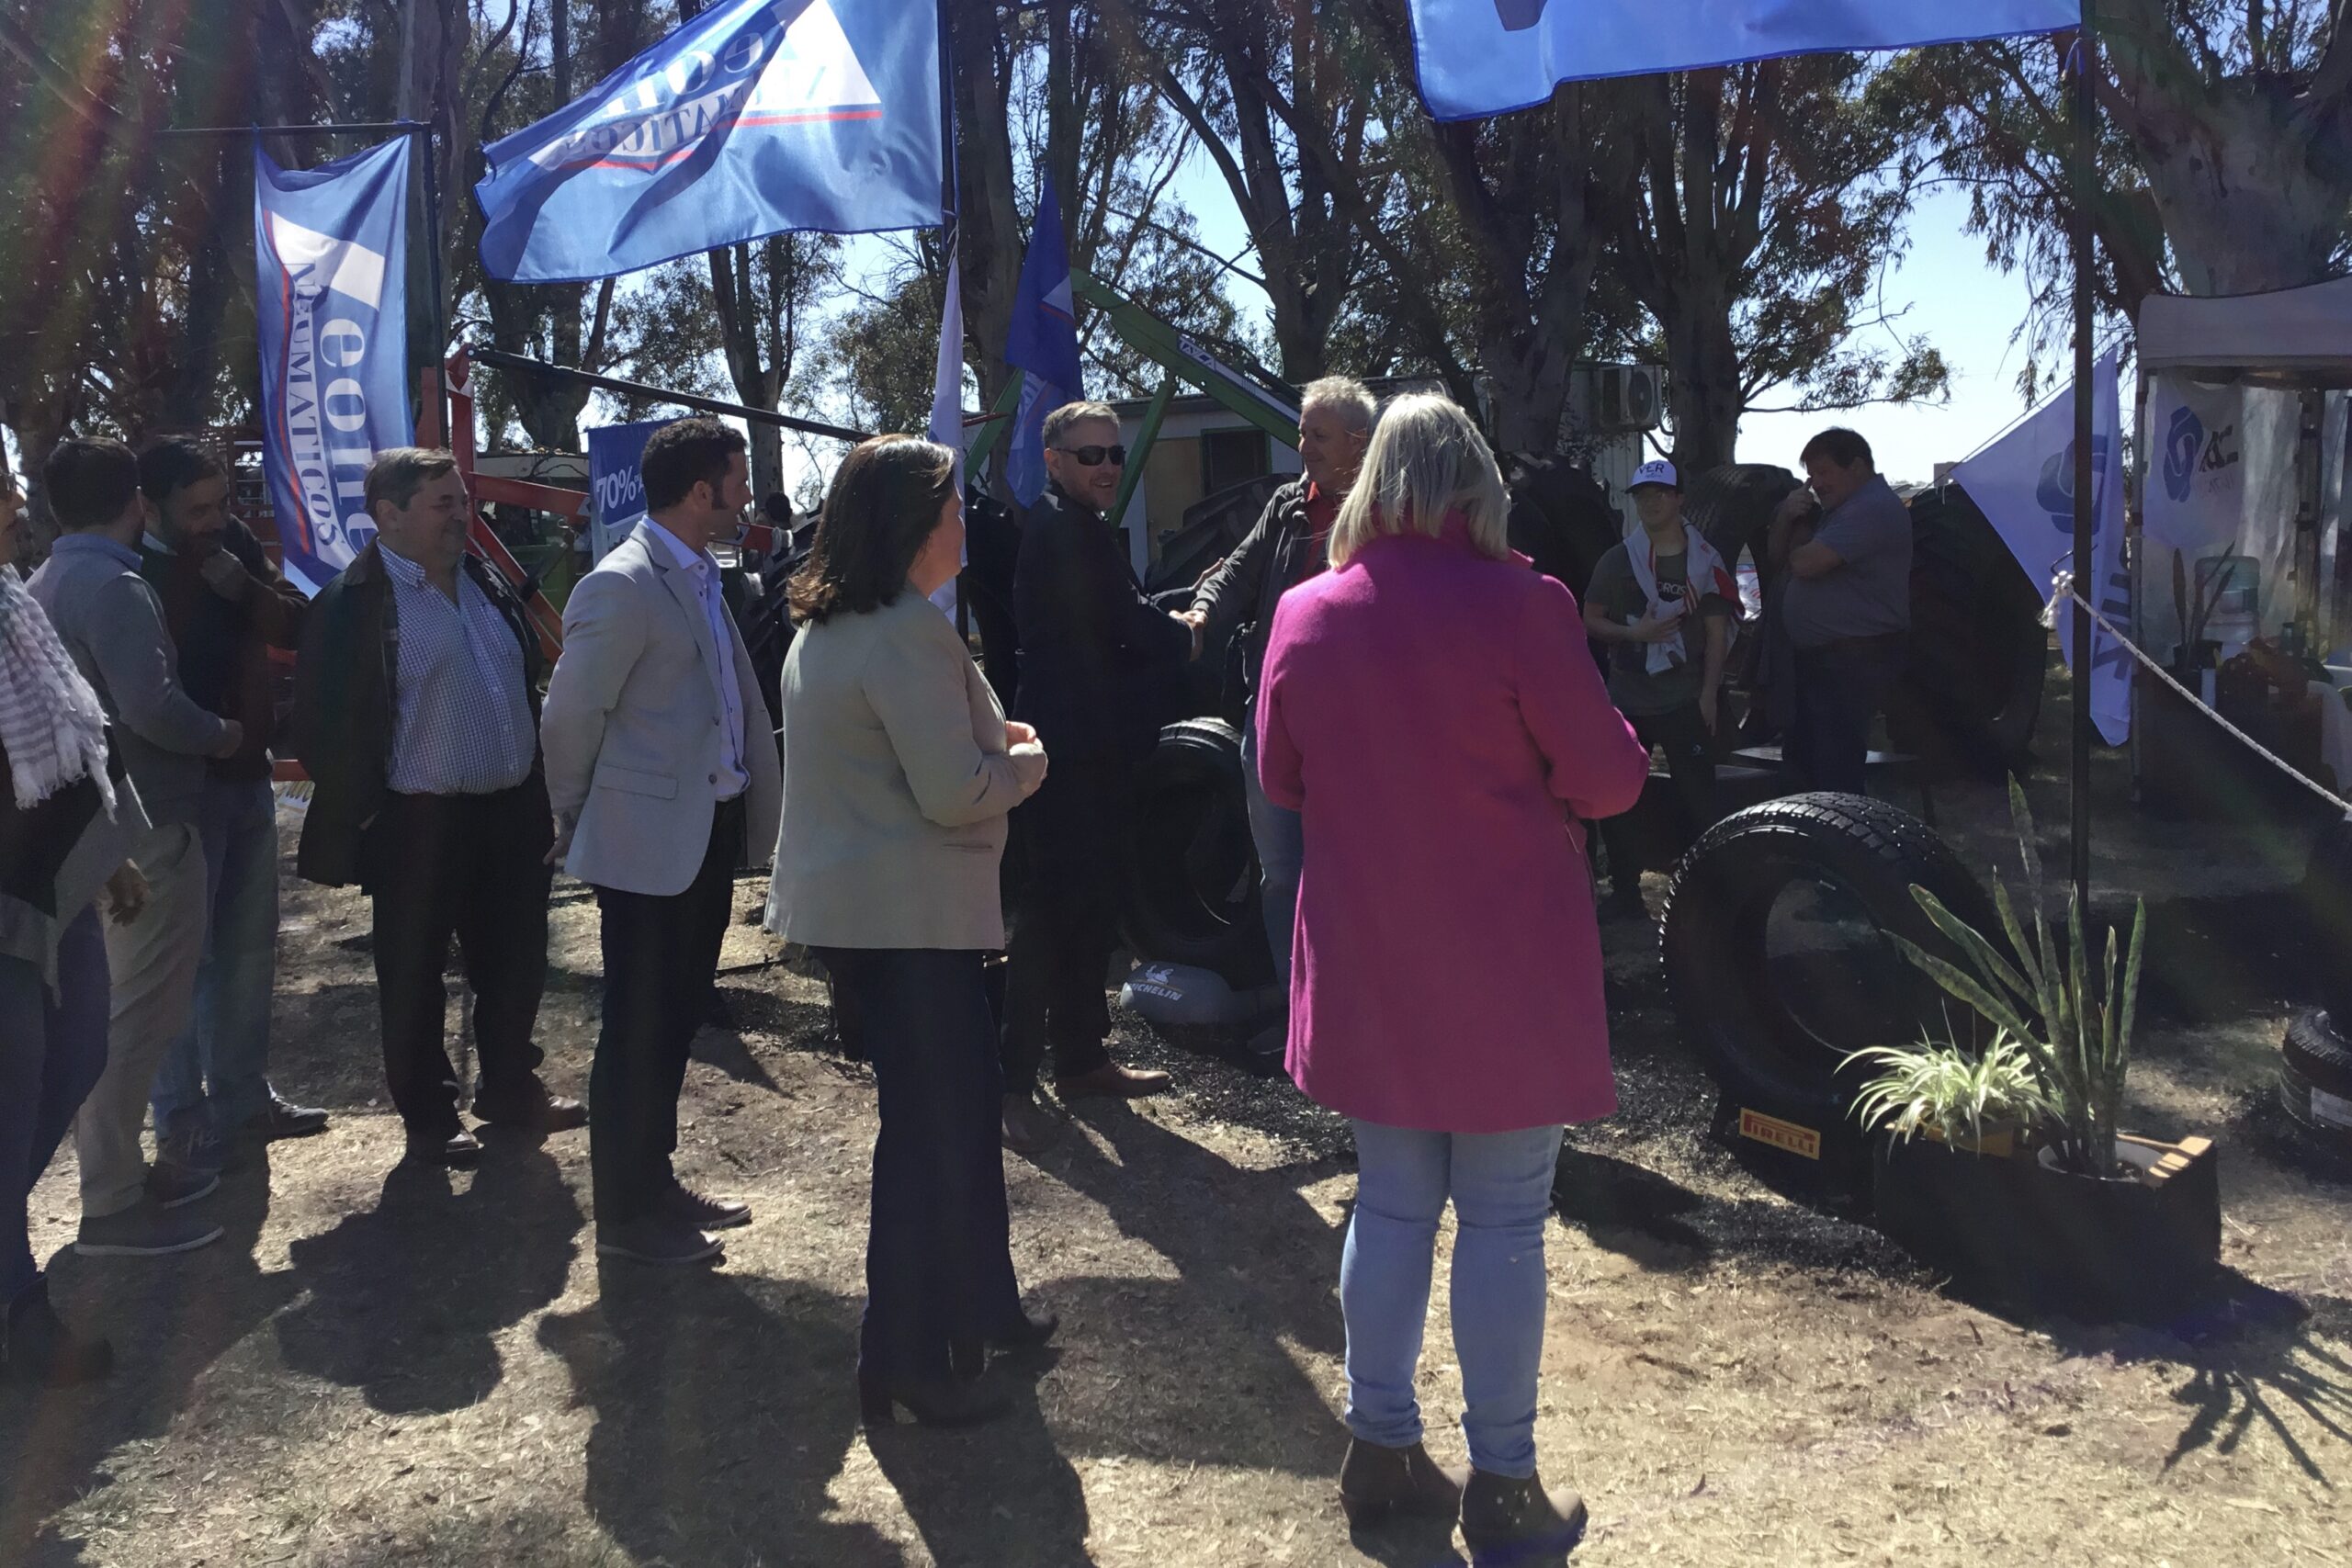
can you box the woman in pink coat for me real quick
[1256,394,1648,1562]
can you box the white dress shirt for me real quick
[640,518,749,799]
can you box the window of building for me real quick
[1200,427,1270,496]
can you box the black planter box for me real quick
[1872,1132,2222,1325]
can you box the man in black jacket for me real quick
[999,401,1198,1150]
[1185,378,1373,1055]
[295,448,583,1168]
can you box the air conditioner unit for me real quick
[1597,365,1664,431]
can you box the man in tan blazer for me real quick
[540,417,781,1267]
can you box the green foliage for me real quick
[1848,1030,2050,1148]
[1884,778,2146,1176]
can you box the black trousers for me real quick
[1788,634,1907,795]
[1000,754,1135,1095]
[367,779,553,1135]
[1601,703,1719,894]
[589,796,743,1228]
[817,947,1022,1382]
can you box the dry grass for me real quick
[3,753,2350,1566]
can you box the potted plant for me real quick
[1854,781,2222,1323]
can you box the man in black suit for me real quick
[999,401,1196,1151]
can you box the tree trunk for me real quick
[1665,290,1743,476]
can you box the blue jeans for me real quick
[151,776,278,1135]
[1,910,110,1303]
[1342,1120,1565,1478]
[1240,722,1303,986]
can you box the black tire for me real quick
[2280,1010,2352,1145]
[1684,462,1802,570]
[1883,486,2047,777]
[2301,816,2352,1026]
[1659,793,1998,1134]
[1122,719,1273,987]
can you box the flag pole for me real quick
[2068,7,2098,919]
[414,123,450,457]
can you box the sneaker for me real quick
[656,1184,752,1231]
[74,1198,224,1258]
[243,1089,328,1141]
[145,1161,220,1210]
[595,1218,722,1267]
[1246,1019,1288,1061]
[3,1278,112,1387]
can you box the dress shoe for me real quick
[595,1218,722,1266]
[1001,1092,1061,1155]
[472,1084,587,1134]
[1054,1063,1170,1100]
[659,1183,752,1231]
[948,1306,1060,1379]
[3,1279,112,1387]
[858,1368,1011,1428]
[404,1126,482,1168]
[244,1089,329,1141]
[1460,1469,1587,1563]
[74,1197,223,1258]
[1339,1438,1469,1528]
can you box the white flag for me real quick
[927,254,965,617]
[1951,349,2131,745]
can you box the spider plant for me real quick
[1884,779,2147,1178]
[1848,1029,2051,1150]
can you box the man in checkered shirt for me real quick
[294,449,586,1167]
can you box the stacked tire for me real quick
[1122,719,1272,988]
[2279,1010,2352,1151]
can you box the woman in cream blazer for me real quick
[764,436,1050,1430]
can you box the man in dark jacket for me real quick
[1185,378,1372,1055]
[296,448,582,1167]
[135,438,327,1163]
[999,400,1198,1149]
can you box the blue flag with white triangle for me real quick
[476,0,943,284]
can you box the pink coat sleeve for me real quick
[1255,597,1306,811]
[1516,574,1650,819]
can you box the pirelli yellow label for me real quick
[1737,1109,1822,1160]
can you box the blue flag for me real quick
[476,0,944,284]
[254,137,416,596]
[1003,178,1082,506]
[1407,0,2080,120]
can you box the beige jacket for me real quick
[763,589,1040,950]
[541,522,782,897]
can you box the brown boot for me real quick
[1460,1469,1587,1562]
[1338,1438,1468,1527]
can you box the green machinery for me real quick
[964,269,1304,541]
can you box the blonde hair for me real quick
[1327,393,1510,568]
[1298,376,1375,434]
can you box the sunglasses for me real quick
[1052,443,1126,468]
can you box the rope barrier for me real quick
[2054,581,2352,818]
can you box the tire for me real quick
[1122,719,1273,987]
[2301,815,2352,1026]
[1684,462,1802,569]
[2280,1010,2352,1145]
[1883,486,2047,777]
[1659,793,1999,1136]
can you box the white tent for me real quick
[2140,276,2352,387]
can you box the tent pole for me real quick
[2068,11,2098,918]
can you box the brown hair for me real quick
[363,447,459,518]
[788,436,957,626]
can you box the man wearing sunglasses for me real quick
[998,401,1198,1152]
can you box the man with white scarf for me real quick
[0,464,151,1384]
[1583,460,1735,919]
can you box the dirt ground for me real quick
[4,722,2350,1567]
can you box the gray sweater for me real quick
[28,533,231,825]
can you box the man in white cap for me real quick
[1583,459,1736,919]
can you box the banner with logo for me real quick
[2143,377,2245,554]
[1404,0,2078,121]
[1951,349,2130,745]
[254,137,416,596]
[587,421,662,561]
[476,0,944,284]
